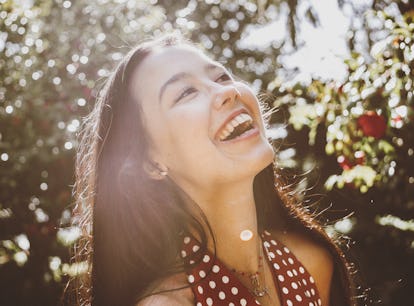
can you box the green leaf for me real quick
[378,140,395,154]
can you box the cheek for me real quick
[164,104,211,155]
[142,110,175,160]
[169,101,210,135]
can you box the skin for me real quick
[132,45,333,306]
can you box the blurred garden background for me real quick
[1,0,413,305]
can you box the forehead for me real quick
[130,45,217,98]
[144,44,212,69]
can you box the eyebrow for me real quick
[158,63,225,103]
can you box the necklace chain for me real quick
[232,240,269,298]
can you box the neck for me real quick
[188,178,262,274]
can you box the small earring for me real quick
[159,169,168,176]
[155,163,168,177]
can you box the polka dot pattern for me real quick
[181,231,321,305]
[261,231,321,306]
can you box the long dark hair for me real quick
[70,34,355,306]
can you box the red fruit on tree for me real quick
[357,111,387,138]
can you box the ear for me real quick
[143,161,168,180]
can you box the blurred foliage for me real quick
[269,7,414,306]
[0,0,413,305]
[272,10,414,194]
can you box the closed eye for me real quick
[215,72,232,83]
[175,86,197,103]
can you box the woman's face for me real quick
[130,45,274,194]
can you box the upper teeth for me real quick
[218,113,253,141]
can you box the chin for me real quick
[249,142,275,174]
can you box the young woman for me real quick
[72,34,355,306]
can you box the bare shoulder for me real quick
[271,229,334,305]
[136,272,194,306]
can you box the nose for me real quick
[212,84,240,110]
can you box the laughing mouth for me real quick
[218,113,254,141]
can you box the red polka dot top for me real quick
[180,230,322,306]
